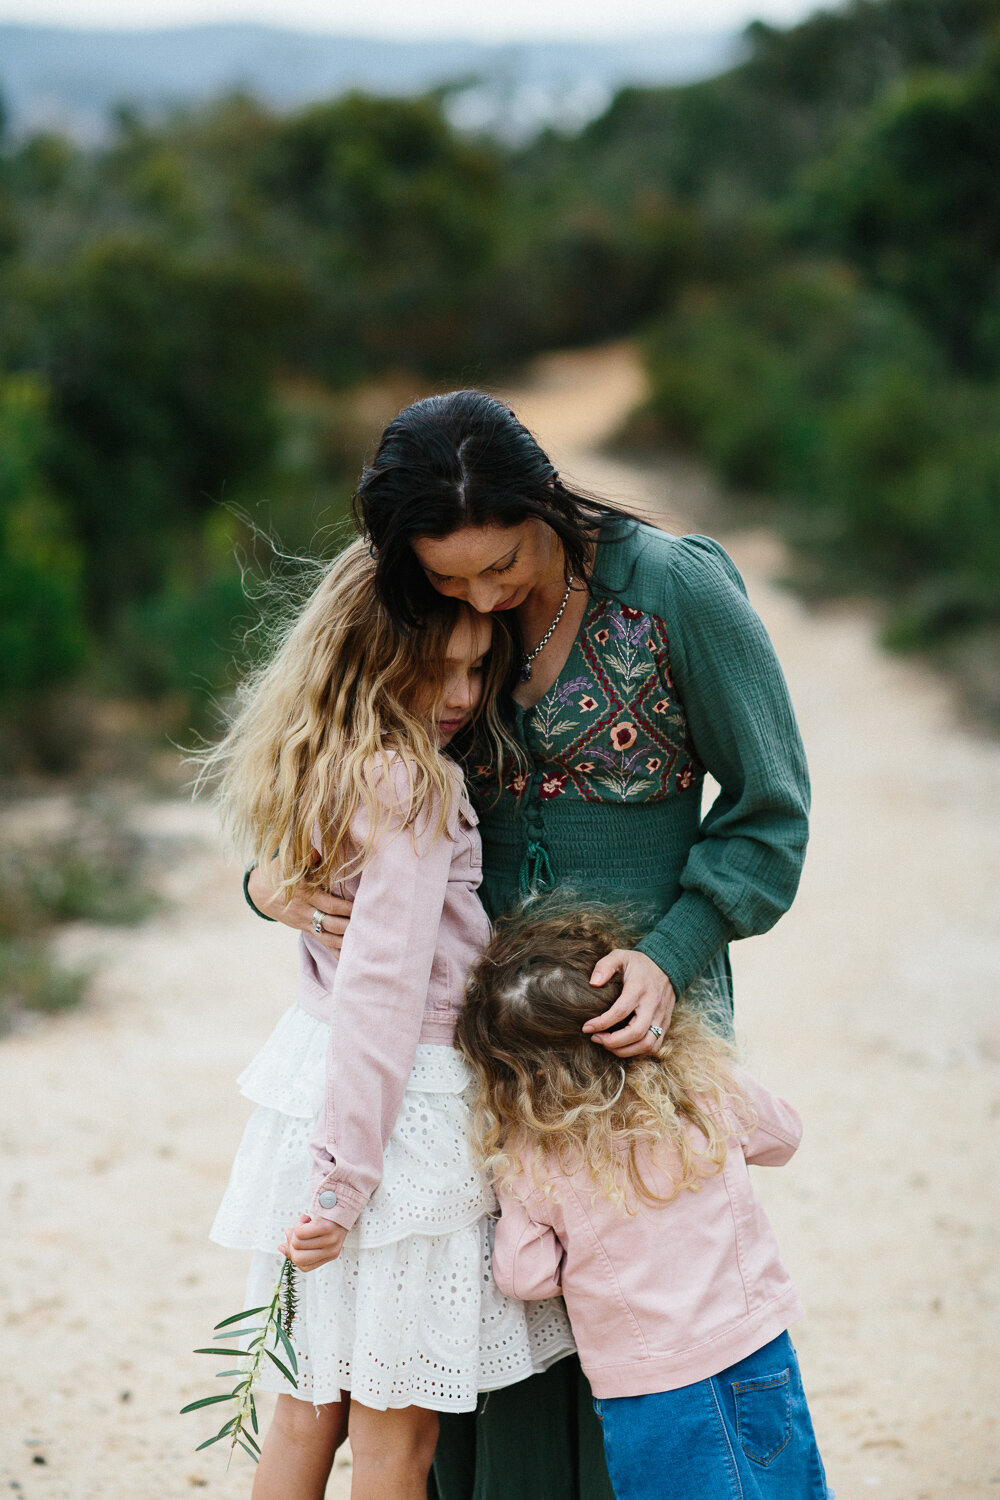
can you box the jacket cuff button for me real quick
[318,1190,338,1208]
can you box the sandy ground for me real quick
[2,343,998,1500]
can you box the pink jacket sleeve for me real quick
[492,1192,565,1302]
[733,1067,803,1167]
[308,758,455,1231]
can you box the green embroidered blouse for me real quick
[463,523,810,1007]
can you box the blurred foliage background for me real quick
[1,0,998,781]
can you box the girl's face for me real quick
[430,609,494,747]
[412,520,558,616]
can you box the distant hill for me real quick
[0,23,738,142]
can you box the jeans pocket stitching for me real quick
[733,1370,792,1466]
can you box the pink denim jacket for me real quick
[492,1070,805,1398]
[302,754,490,1232]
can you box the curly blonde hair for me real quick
[455,896,753,1212]
[194,538,515,899]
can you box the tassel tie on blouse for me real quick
[518,836,554,898]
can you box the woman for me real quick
[246,389,810,1500]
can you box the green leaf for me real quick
[264,1348,298,1387]
[194,1410,239,1446]
[214,1305,269,1329]
[215,1370,244,1379]
[213,1326,262,1339]
[236,1437,261,1464]
[195,1430,232,1451]
[193,1347,254,1358]
[240,1426,261,1453]
[273,1321,299,1375]
[249,1394,259,1434]
[179,1392,237,1413]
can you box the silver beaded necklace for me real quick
[520,576,575,682]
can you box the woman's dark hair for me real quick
[353,389,639,629]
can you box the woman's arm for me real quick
[307,758,456,1236]
[245,859,353,956]
[640,534,810,989]
[588,534,809,1054]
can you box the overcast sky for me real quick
[1,0,820,38]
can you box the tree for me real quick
[258,93,506,374]
[0,375,87,698]
[27,237,299,624]
[805,46,1000,370]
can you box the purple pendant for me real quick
[519,663,532,683]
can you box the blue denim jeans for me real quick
[592,1332,832,1500]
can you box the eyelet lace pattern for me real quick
[211,1005,575,1411]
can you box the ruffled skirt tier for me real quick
[211,1004,574,1411]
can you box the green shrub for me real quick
[0,800,158,937]
[0,799,157,1031]
[0,374,88,699]
[804,46,1000,372]
[642,262,1000,642]
[0,938,89,1032]
[112,566,253,705]
[644,265,940,490]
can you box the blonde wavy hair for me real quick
[194,538,514,899]
[455,896,754,1213]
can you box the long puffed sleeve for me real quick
[636,535,810,998]
[492,1193,565,1302]
[308,757,455,1231]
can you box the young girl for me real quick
[456,899,832,1500]
[203,540,573,1500]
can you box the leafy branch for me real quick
[181,1258,299,1465]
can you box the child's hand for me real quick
[583,949,676,1057]
[279,1213,348,1271]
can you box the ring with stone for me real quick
[311,909,325,935]
[648,1023,664,1039]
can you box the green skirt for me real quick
[429,1355,615,1500]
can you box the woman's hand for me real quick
[280,1213,348,1272]
[247,861,353,956]
[582,950,676,1058]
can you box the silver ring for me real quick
[311,909,325,935]
[648,1024,663,1039]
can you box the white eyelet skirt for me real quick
[210,1003,575,1412]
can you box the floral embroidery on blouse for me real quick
[468,596,700,806]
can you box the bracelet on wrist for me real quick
[243,866,276,922]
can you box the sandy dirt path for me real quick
[2,344,998,1500]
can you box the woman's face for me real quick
[429,609,494,748]
[412,520,557,616]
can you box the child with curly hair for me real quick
[456,898,832,1500]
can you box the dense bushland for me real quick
[620,6,1000,674]
[0,0,997,764]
